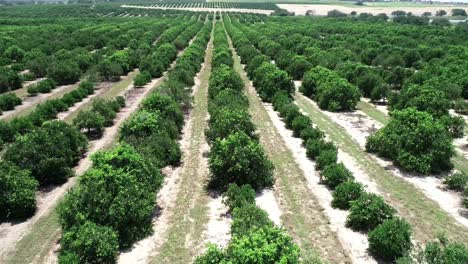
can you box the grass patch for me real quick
[296,93,468,244]
[226,25,346,263]
[150,35,213,264]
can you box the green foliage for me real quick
[208,64,244,98]
[47,60,81,85]
[306,138,337,160]
[0,161,38,220]
[196,226,301,264]
[4,121,87,185]
[346,192,396,231]
[321,163,354,189]
[368,218,412,261]
[443,172,468,192]
[315,149,338,171]
[73,110,105,138]
[0,92,22,111]
[207,109,256,143]
[291,115,311,138]
[208,132,274,191]
[141,93,184,132]
[230,203,274,237]
[133,71,152,87]
[332,180,364,210]
[301,66,361,111]
[253,61,294,102]
[366,108,454,174]
[222,183,256,212]
[59,221,119,264]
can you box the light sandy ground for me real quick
[121,4,274,15]
[298,94,468,228]
[0,70,167,263]
[56,82,113,120]
[0,82,79,120]
[278,3,468,16]
[263,101,377,263]
[206,194,232,248]
[255,190,282,226]
[119,81,202,264]
[119,34,211,263]
[361,98,390,116]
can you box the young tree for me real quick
[366,108,454,174]
[73,110,105,138]
[346,192,396,231]
[0,161,38,220]
[208,132,274,191]
[368,218,412,261]
[59,221,119,264]
[207,109,257,143]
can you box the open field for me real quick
[1,2,468,264]
[278,3,468,16]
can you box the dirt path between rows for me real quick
[0,71,169,264]
[226,35,350,263]
[295,92,468,245]
[1,82,80,121]
[145,31,213,264]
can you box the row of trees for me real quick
[233,14,464,174]
[196,19,300,263]
[227,15,415,261]
[56,17,214,263]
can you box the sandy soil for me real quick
[57,82,113,121]
[298,95,468,228]
[121,4,274,15]
[255,189,282,226]
[119,34,212,263]
[206,194,232,248]
[278,3,468,16]
[361,98,390,116]
[264,102,378,264]
[0,82,80,121]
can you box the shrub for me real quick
[207,109,256,143]
[227,226,300,263]
[35,79,56,93]
[315,80,361,111]
[4,121,87,185]
[346,192,396,231]
[223,183,256,211]
[133,71,152,87]
[141,93,184,132]
[300,126,324,142]
[58,165,156,248]
[231,203,273,237]
[321,163,354,189]
[253,62,294,102]
[305,138,337,160]
[368,218,412,261]
[59,221,119,264]
[91,98,118,127]
[208,132,274,191]
[366,108,454,174]
[0,93,22,111]
[315,149,338,170]
[194,244,226,264]
[0,161,38,220]
[73,110,105,138]
[291,115,311,137]
[332,180,364,209]
[444,172,467,191]
[209,64,244,98]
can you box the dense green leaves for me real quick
[366,108,454,174]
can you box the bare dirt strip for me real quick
[0,82,80,121]
[278,3,468,16]
[146,31,213,264]
[121,4,274,15]
[226,35,350,264]
[294,91,468,245]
